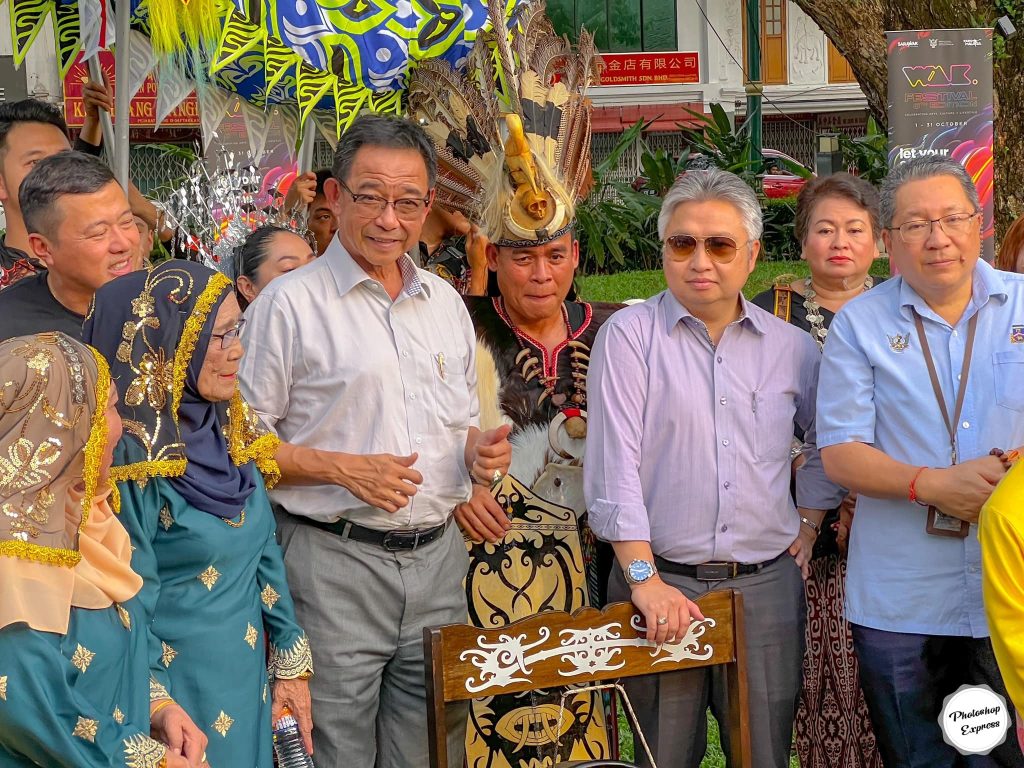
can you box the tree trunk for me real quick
[791,0,1023,239]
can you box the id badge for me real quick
[925,506,969,539]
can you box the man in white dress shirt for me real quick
[239,114,511,768]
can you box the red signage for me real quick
[63,52,200,128]
[596,52,700,86]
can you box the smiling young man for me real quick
[238,113,511,768]
[584,168,841,768]
[0,151,138,342]
[817,156,1024,767]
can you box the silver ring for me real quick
[492,469,503,484]
[657,616,668,626]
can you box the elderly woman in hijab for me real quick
[84,261,313,767]
[0,332,204,767]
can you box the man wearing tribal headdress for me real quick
[408,6,622,764]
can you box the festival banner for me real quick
[886,29,994,261]
[63,51,199,128]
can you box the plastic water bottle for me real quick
[273,707,315,768]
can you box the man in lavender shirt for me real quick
[584,168,843,768]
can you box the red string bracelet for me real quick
[908,466,929,506]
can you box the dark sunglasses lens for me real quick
[706,237,739,261]
[667,235,697,258]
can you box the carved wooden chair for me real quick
[424,589,750,768]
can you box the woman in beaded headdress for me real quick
[84,261,314,768]
[0,332,200,768]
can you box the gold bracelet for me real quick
[150,698,175,718]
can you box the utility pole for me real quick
[745,0,764,177]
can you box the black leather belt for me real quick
[295,514,451,552]
[654,552,785,582]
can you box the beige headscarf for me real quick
[0,332,141,633]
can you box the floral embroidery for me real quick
[73,716,98,742]
[269,635,314,680]
[245,623,258,649]
[117,603,132,630]
[124,349,174,410]
[161,642,178,668]
[123,734,167,768]
[260,584,280,610]
[159,505,174,531]
[71,644,95,674]
[149,677,171,702]
[113,706,125,724]
[198,565,221,590]
[0,675,7,701]
[212,710,234,737]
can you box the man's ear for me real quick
[486,242,500,271]
[27,232,54,268]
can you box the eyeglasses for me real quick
[888,211,980,243]
[663,234,748,264]
[211,318,246,350]
[339,180,430,219]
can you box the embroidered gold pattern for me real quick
[269,634,314,680]
[123,733,167,768]
[113,706,125,724]
[73,716,98,742]
[125,349,174,410]
[260,584,280,610]
[117,603,132,630]
[245,623,258,649]
[227,393,281,489]
[0,675,7,701]
[71,644,95,673]
[161,642,178,668]
[212,710,234,737]
[198,565,221,590]
[158,505,174,531]
[262,683,267,703]
[149,677,171,702]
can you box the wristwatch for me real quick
[624,559,657,585]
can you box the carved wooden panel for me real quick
[434,591,738,704]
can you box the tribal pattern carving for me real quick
[461,617,717,694]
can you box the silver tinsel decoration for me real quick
[160,143,310,278]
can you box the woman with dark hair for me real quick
[84,261,314,767]
[0,332,203,767]
[234,225,316,310]
[752,172,884,768]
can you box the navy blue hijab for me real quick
[84,261,256,518]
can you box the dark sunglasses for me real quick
[663,234,747,264]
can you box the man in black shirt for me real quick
[0,151,138,341]
[0,100,74,290]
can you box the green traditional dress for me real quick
[0,332,167,768]
[84,262,313,768]
[116,439,309,768]
[0,597,161,768]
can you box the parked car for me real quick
[762,148,815,199]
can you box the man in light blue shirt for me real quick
[818,156,1024,767]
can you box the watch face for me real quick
[628,560,655,583]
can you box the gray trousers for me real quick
[276,512,470,768]
[608,554,806,768]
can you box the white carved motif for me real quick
[460,618,718,694]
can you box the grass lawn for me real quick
[578,257,891,304]
[580,258,893,767]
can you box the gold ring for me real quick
[492,469,503,484]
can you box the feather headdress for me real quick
[408,0,601,246]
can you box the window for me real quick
[547,0,677,53]
[742,0,788,85]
